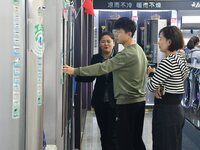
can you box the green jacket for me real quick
[74,44,148,104]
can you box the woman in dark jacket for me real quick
[76,32,117,150]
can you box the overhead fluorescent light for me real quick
[182,16,200,23]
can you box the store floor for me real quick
[81,110,152,150]
[81,110,199,150]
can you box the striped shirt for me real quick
[147,53,189,94]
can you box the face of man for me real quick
[113,29,132,45]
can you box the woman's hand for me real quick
[155,87,162,99]
[63,64,75,75]
[147,66,155,75]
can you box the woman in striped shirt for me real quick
[147,26,188,150]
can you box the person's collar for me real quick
[102,49,114,59]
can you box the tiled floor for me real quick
[45,145,57,150]
[81,111,101,150]
[81,110,200,150]
[81,110,153,150]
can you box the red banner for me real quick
[83,0,95,16]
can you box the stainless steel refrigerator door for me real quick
[43,0,66,149]
[0,0,26,150]
[26,0,45,149]
[43,0,57,145]
[63,4,75,150]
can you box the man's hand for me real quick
[63,64,75,75]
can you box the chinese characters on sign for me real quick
[191,1,200,8]
[108,2,132,9]
[136,2,161,9]
[107,1,162,9]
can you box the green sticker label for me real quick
[13,0,20,5]
[64,0,67,7]
[34,24,45,57]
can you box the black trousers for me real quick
[94,102,117,150]
[152,103,185,150]
[116,101,146,150]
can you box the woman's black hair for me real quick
[99,31,115,41]
[159,26,184,51]
[187,36,199,50]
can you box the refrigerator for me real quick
[0,0,76,149]
[0,0,45,149]
[26,0,46,149]
[144,19,167,66]
[43,0,75,149]
[144,19,167,106]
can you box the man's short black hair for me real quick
[114,17,136,37]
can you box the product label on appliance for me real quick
[37,57,43,106]
[32,0,45,57]
[64,0,67,7]
[33,24,45,58]
[13,0,20,5]
[12,101,20,119]
[31,0,45,105]
[12,0,22,119]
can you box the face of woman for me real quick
[99,35,115,54]
[158,32,171,53]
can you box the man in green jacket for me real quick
[63,17,147,150]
